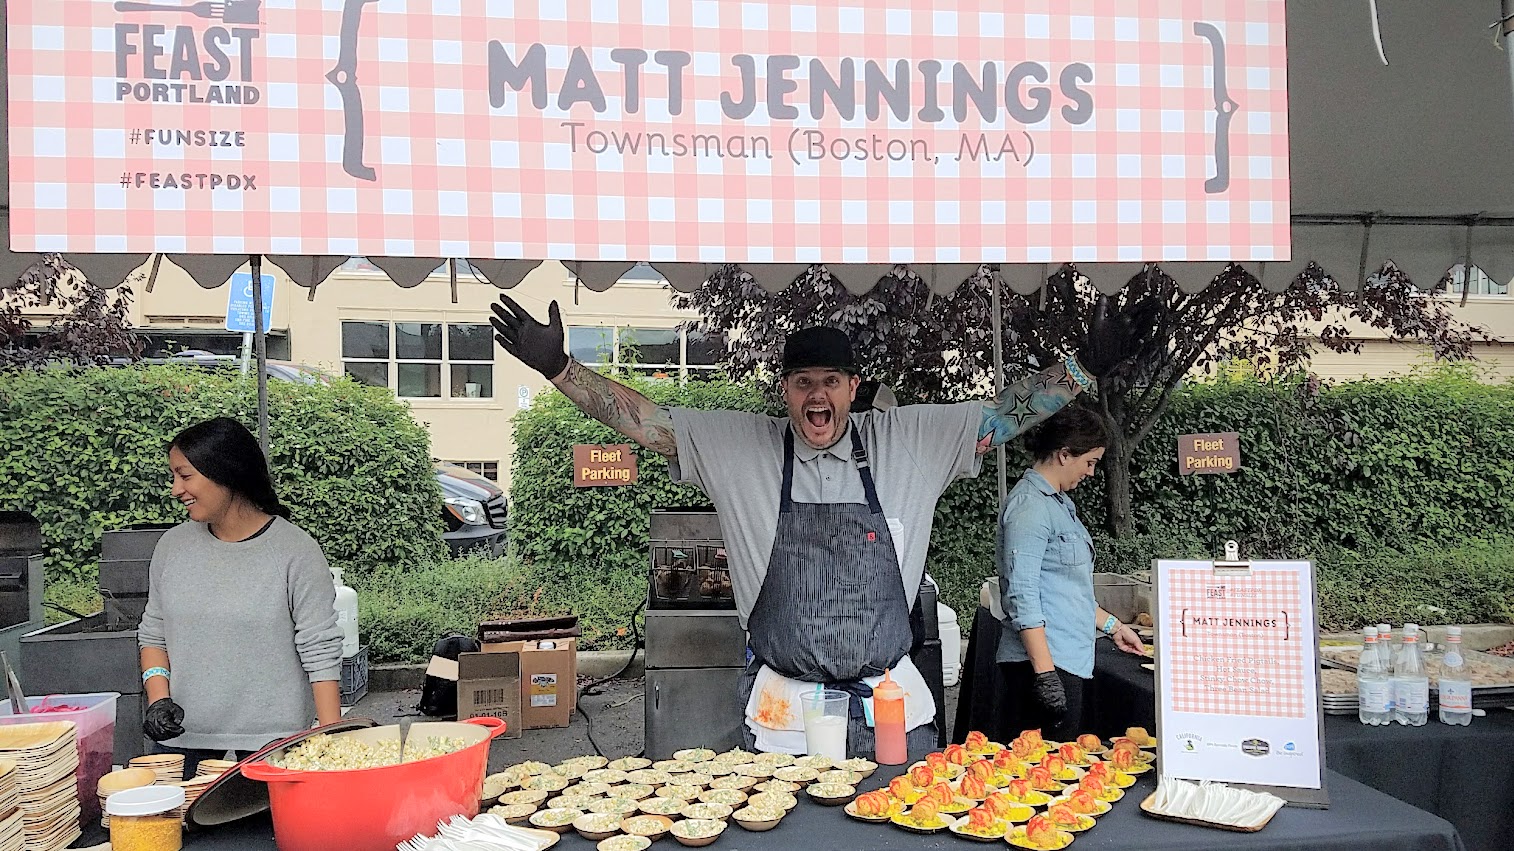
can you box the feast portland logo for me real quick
[112,0,263,104]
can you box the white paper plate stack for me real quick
[0,808,21,851]
[96,767,157,829]
[196,758,237,777]
[0,721,81,851]
[128,753,186,784]
[0,761,18,817]
[0,759,20,851]
[174,773,219,820]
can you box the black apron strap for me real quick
[849,427,884,515]
[781,427,796,513]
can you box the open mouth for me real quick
[804,406,833,431]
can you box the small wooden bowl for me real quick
[619,814,674,842]
[670,818,727,846]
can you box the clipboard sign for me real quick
[1152,541,1330,808]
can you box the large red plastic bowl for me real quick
[241,717,508,851]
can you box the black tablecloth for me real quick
[954,604,1154,741]
[178,764,1465,851]
[955,606,1514,851]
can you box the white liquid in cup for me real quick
[804,714,848,761]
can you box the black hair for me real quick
[169,417,291,519]
[1025,403,1110,463]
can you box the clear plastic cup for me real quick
[798,690,849,760]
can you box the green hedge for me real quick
[358,555,527,663]
[0,365,447,586]
[509,375,771,647]
[511,367,1514,645]
[1313,537,1514,631]
[1118,367,1514,556]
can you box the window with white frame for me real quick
[567,326,721,379]
[341,320,495,398]
[1447,265,1510,296]
[449,460,500,481]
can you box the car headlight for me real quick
[444,497,487,526]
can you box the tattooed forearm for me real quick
[975,356,1094,453]
[553,360,680,457]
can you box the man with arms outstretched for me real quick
[492,295,1135,757]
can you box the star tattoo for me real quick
[1008,391,1038,428]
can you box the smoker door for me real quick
[643,667,745,760]
[644,608,747,670]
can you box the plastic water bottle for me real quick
[1357,627,1391,725]
[1392,624,1429,726]
[1438,626,1472,726]
[1376,624,1394,668]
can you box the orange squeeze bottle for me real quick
[874,669,907,765]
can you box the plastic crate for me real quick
[341,645,369,707]
[0,691,119,824]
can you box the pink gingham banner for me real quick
[1165,566,1307,719]
[7,0,1289,261]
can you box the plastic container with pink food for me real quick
[0,691,120,825]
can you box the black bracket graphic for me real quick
[328,0,378,181]
[1193,22,1238,194]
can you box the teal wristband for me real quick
[142,666,170,684]
[1101,616,1118,636]
[1064,356,1095,389]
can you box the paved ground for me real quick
[350,676,962,771]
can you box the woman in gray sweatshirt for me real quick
[137,417,344,773]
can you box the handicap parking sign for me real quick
[225,273,276,333]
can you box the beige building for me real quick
[21,259,1512,490]
[1302,269,1513,383]
[110,258,712,488]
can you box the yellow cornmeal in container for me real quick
[107,784,186,851]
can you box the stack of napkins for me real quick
[1146,777,1286,829]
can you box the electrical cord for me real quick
[42,601,89,620]
[576,597,646,758]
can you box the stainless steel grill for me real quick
[648,509,733,610]
[0,513,44,678]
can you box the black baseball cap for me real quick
[781,327,857,375]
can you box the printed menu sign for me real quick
[1154,559,1323,792]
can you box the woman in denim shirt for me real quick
[995,405,1145,740]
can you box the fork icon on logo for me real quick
[113,1,262,25]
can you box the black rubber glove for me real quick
[1032,670,1068,716]
[490,294,570,380]
[1075,295,1159,377]
[144,697,186,742]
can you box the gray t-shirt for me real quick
[668,403,983,628]
[138,518,344,750]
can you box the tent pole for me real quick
[1504,0,1514,135]
[250,255,269,457]
[990,267,1008,511]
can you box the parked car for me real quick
[434,461,509,557]
[115,352,508,555]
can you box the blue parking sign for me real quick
[225,273,276,333]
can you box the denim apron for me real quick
[739,425,930,757]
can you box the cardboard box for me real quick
[483,638,577,729]
[456,649,522,738]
